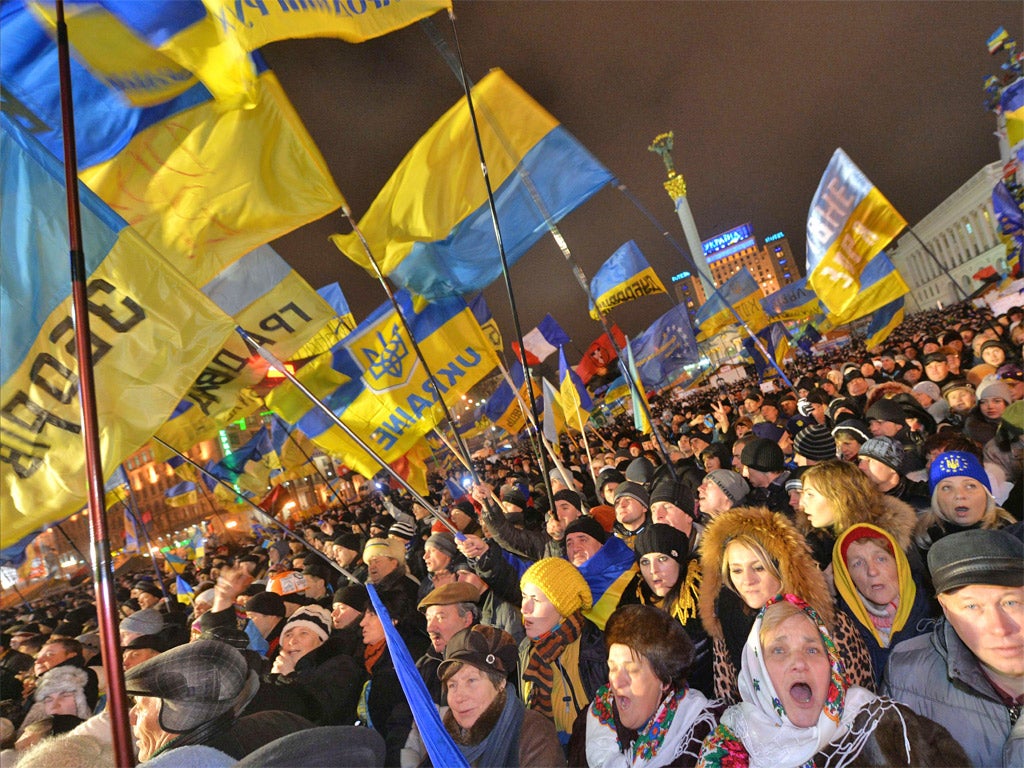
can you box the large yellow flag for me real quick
[1,116,234,548]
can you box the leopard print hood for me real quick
[698,505,834,641]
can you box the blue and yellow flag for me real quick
[988,26,1010,54]
[580,537,639,631]
[588,240,667,320]
[864,296,905,349]
[165,482,199,508]
[469,294,503,353]
[483,363,538,436]
[993,180,1023,278]
[741,323,791,377]
[0,114,235,550]
[331,69,613,300]
[542,378,566,443]
[759,278,822,322]
[630,304,699,390]
[1,11,342,286]
[559,347,593,431]
[694,268,768,341]
[825,250,909,326]
[294,283,358,359]
[805,149,907,317]
[622,338,651,435]
[1002,79,1024,150]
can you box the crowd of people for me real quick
[0,298,1021,767]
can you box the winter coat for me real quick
[884,618,1024,768]
[249,644,364,726]
[470,541,526,645]
[698,506,876,703]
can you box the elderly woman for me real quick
[698,506,874,704]
[569,604,724,768]
[633,524,713,698]
[430,625,564,767]
[697,594,968,768]
[832,523,936,687]
[519,558,608,750]
[913,450,1015,557]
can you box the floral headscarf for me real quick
[698,594,879,768]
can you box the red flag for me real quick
[576,324,627,384]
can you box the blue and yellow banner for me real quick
[588,240,667,320]
[630,304,699,390]
[759,278,822,322]
[741,323,791,377]
[993,180,1023,278]
[331,69,613,300]
[0,114,235,550]
[294,283,358,359]
[864,296,905,349]
[1,11,342,286]
[694,267,768,341]
[469,294,503,353]
[825,250,909,326]
[1002,78,1024,149]
[559,348,593,431]
[622,338,651,435]
[483,363,538,436]
[805,149,907,317]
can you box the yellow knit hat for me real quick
[363,537,404,564]
[521,558,592,617]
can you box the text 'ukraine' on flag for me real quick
[694,267,768,341]
[284,292,500,483]
[512,314,570,366]
[759,277,822,322]
[630,304,699,391]
[330,69,613,300]
[559,347,593,432]
[588,240,667,320]
[0,113,235,550]
[805,149,907,317]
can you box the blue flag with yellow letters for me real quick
[588,240,667,319]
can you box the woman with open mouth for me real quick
[913,451,1015,560]
[832,523,937,687]
[569,604,725,768]
[696,594,967,768]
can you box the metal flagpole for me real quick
[236,329,464,538]
[336,207,481,483]
[440,12,556,508]
[53,3,133,763]
[153,438,362,585]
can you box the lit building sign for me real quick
[702,223,756,263]
[670,270,692,282]
[765,231,785,243]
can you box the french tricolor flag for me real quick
[512,314,571,365]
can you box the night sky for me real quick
[263,1,1022,360]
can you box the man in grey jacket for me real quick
[884,528,1023,768]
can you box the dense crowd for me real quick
[1,298,1021,767]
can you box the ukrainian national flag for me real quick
[805,149,907,317]
[483,363,538,435]
[559,348,593,432]
[588,240,667,320]
[331,69,613,300]
[825,251,909,326]
[1,9,342,286]
[295,283,358,359]
[1002,78,1024,148]
[579,537,639,631]
[469,294,504,353]
[0,114,234,550]
[622,338,652,435]
[989,26,1010,54]
[993,179,1023,278]
[166,482,200,508]
[602,376,630,405]
[694,268,768,341]
[864,296,905,349]
[759,278,822,322]
[287,292,499,482]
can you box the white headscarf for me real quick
[719,594,891,768]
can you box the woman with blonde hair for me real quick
[698,506,874,704]
[799,460,919,568]
[913,450,1015,556]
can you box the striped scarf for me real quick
[523,610,584,715]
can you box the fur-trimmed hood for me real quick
[698,506,834,641]
[840,494,917,552]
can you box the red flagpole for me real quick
[54,2,134,764]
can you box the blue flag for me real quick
[759,278,822,322]
[366,584,469,768]
[629,304,699,390]
[588,240,667,319]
